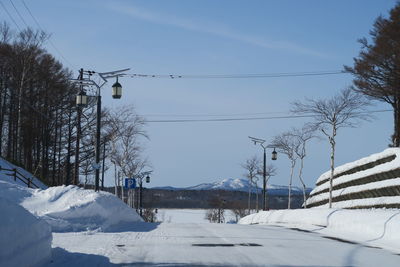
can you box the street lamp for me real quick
[272,148,278,161]
[76,90,88,107]
[248,136,278,211]
[112,77,122,99]
[137,171,152,217]
[71,68,130,192]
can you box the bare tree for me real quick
[344,3,400,147]
[229,201,248,223]
[105,105,148,200]
[290,126,317,208]
[206,196,226,223]
[242,155,260,213]
[271,132,298,209]
[292,88,370,208]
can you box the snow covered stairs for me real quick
[306,148,400,209]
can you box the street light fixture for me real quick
[76,90,88,107]
[248,136,278,211]
[112,77,122,99]
[71,68,130,192]
[272,148,278,161]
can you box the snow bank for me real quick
[0,197,52,267]
[0,157,47,189]
[306,148,400,208]
[315,148,399,185]
[0,180,142,232]
[239,209,400,253]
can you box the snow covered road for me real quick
[48,223,400,266]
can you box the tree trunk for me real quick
[329,137,336,208]
[288,160,296,209]
[298,157,307,208]
[114,163,118,196]
[64,108,72,186]
[393,98,400,147]
[255,182,259,212]
[247,179,252,213]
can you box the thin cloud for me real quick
[109,3,328,58]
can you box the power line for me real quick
[124,70,347,79]
[143,111,290,118]
[0,0,21,31]
[9,0,28,28]
[144,110,391,123]
[20,0,76,70]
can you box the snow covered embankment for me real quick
[0,198,52,267]
[0,181,142,232]
[239,209,400,253]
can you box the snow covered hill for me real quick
[0,156,47,189]
[154,178,312,195]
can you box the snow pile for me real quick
[0,156,47,189]
[239,208,400,253]
[0,180,142,232]
[306,148,400,208]
[0,197,52,267]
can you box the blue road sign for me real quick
[124,178,136,189]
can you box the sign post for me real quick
[124,178,136,208]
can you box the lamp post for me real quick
[72,68,129,191]
[137,172,151,217]
[248,136,277,211]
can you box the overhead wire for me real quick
[0,0,21,31]
[20,0,77,70]
[9,0,28,28]
[124,70,347,79]
[144,110,391,123]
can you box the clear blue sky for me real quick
[1,0,397,188]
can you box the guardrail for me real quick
[0,166,40,189]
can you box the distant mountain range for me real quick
[152,178,312,196]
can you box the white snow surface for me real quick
[49,221,400,266]
[239,208,400,253]
[0,180,142,232]
[157,208,237,223]
[307,148,400,207]
[314,148,399,189]
[0,156,47,189]
[308,178,400,206]
[0,197,52,267]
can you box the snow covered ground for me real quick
[157,208,238,223]
[0,156,143,266]
[2,156,400,266]
[239,208,400,254]
[48,223,400,267]
[0,157,47,189]
[0,197,52,267]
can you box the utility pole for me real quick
[101,139,106,190]
[73,68,83,185]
